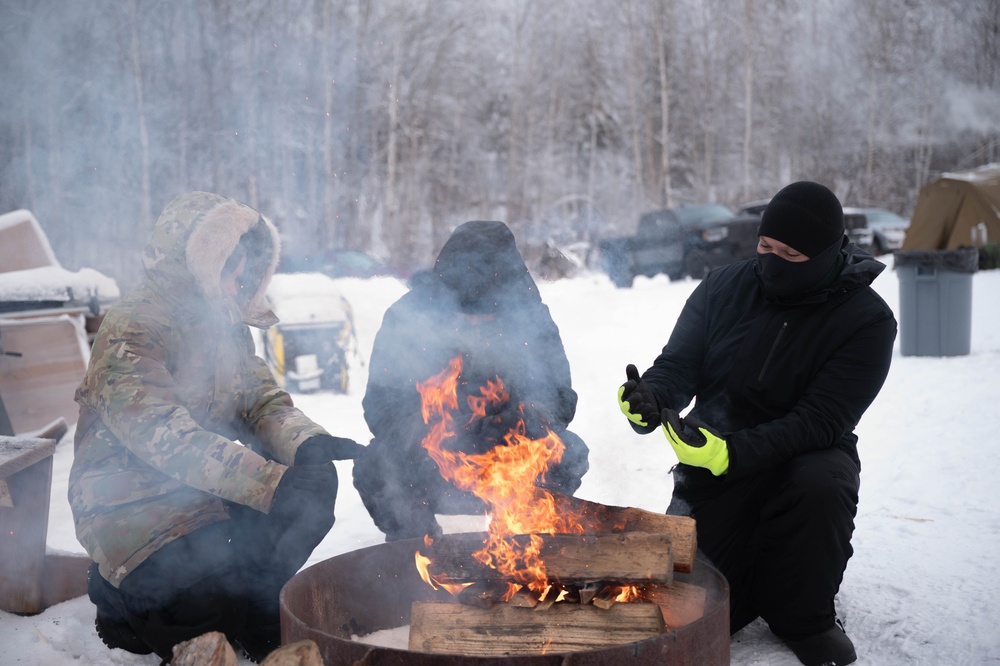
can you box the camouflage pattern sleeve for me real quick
[241,349,328,465]
[89,310,286,512]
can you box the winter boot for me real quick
[87,563,153,655]
[777,619,857,666]
[235,621,281,663]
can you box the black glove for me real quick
[269,463,338,521]
[294,434,366,465]
[618,364,660,428]
[520,402,555,440]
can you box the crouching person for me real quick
[353,220,589,542]
[69,192,364,662]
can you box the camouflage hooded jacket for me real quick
[69,192,328,587]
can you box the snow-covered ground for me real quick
[6,254,1000,665]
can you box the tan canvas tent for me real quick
[901,163,1000,251]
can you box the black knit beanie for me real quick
[758,181,844,257]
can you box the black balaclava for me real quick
[755,181,846,299]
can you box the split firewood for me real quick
[507,586,539,608]
[533,588,557,611]
[455,580,513,608]
[645,581,709,628]
[260,639,323,666]
[530,488,698,573]
[409,600,666,656]
[592,586,620,610]
[423,531,673,587]
[578,582,598,605]
[170,631,238,666]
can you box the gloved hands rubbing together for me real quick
[295,434,366,465]
[618,364,660,428]
[661,408,729,477]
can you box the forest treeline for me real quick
[1,0,998,289]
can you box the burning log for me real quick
[408,600,666,656]
[531,488,698,573]
[422,531,674,587]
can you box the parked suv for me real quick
[739,198,876,255]
[598,204,736,286]
[682,213,762,279]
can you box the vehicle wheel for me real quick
[873,238,886,256]
[610,269,634,288]
[684,250,709,279]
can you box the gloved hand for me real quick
[294,434,366,465]
[618,364,660,427]
[661,408,729,476]
[269,463,339,521]
[520,401,555,440]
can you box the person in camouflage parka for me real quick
[69,191,363,661]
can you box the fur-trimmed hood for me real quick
[141,191,280,328]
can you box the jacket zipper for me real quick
[758,321,787,382]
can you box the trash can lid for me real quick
[893,248,979,273]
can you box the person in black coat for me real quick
[353,220,589,542]
[618,182,896,666]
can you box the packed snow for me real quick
[5,255,1000,665]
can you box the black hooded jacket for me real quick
[363,221,578,452]
[638,244,896,488]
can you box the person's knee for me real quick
[784,454,859,516]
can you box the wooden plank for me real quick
[408,600,666,656]
[424,531,673,587]
[40,552,91,609]
[645,581,708,629]
[531,488,698,573]
[0,315,88,434]
[0,436,57,479]
[0,452,53,613]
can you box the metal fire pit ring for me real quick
[280,538,729,665]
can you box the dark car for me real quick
[739,198,876,255]
[682,213,762,279]
[599,204,736,286]
[280,250,400,280]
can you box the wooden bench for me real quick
[0,418,90,614]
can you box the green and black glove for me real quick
[661,408,729,476]
[617,364,660,428]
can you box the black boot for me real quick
[87,563,153,655]
[235,622,281,663]
[777,619,857,666]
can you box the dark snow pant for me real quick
[353,429,590,541]
[668,447,860,639]
[89,487,336,661]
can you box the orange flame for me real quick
[415,356,585,592]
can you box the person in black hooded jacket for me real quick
[618,182,896,666]
[353,220,589,542]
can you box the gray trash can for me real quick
[893,248,978,357]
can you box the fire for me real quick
[415,540,470,597]
[414,355,585,593]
